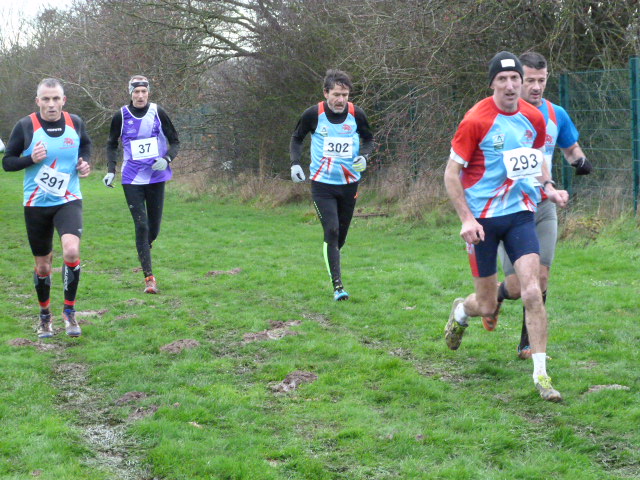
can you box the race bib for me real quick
[323,137,353,159]
[502,147,543,180]
[36,164,70,197]
[130,137,159,161]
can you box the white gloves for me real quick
[0,138,5,153]
[152,156,170,171]
[291,164,306,183]
[353,156,367,172]
[103,172,115,188]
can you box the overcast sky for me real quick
[1,0,76,37]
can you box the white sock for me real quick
[454,302,469,325]
[532,352,547,381]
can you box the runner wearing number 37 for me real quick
[289,69,374,301]
[3,78,92,338]
[104,75,180,294]
[443,52,569,402]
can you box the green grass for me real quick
[0,172,638,479]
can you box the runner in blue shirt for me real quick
[3,78,92,338]
[444,52,569,402]
[290,69,374,301]
[486,52,592,359]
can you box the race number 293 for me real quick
[502,147,543,180]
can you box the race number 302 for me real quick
[323,137,353,158]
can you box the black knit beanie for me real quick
[488,51,523,86]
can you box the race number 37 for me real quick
[130,137,159,161]
[502,147,543,180]
[323,137,353,158]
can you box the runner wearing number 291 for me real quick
[3,78,92,338]
[290,69,374,301]
[104,75,180,294]
[443,52,569,402]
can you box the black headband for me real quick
[129,80,149,95]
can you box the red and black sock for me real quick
[63,259,81,310]
[34,270,51,312]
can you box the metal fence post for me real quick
[630,56,640,214]
[558,73,573,195]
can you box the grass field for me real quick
[0,171,639,480]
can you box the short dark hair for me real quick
[519,51,547,70]
[323,69,353,92]
[36,78,64,97]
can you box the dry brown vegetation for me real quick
[2,0,639,217]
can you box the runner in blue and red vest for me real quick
[3,78,92,338]
[491,51,593,359]
[443,52,569,402]
[104,75,180,294]
[290,69,374,301]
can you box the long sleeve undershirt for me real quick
[105,102,180,174]
[290,102,374,166]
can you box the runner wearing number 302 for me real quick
[290,69,374,301]
[443,52,569,402]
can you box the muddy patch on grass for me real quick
[125,298,145,306]
[75,310,108,326]
[8,338,60,352]
[366,341,467,383]
[9,338,38,347]
[271,371,318,393]
[129,405,159,421]
[585,384,630,394]
[160,339,201,354]
[302,312,332,327]
[51,361,152,479]
[115,391,148,405]
[206,267,242,276]
[243,320,301,343]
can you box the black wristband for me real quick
[542,180,556,191]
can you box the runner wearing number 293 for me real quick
[290,69,374,301]
[443,52,569,402]
[104,75,180,294]
[2,78,92,338]
[490,51,593,360]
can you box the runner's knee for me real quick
[520,281,543,308]
[323,225,340,246]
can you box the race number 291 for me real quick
[36,164,70,196]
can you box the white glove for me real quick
[152,156,170,171]
[103,172,115,188]
[0,138,5,153]
[353,155,367,172]
[291,164,306,183]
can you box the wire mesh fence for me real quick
[171,59,640,216]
